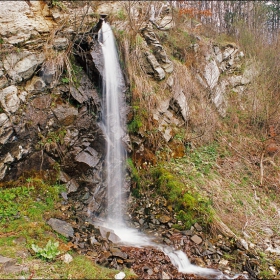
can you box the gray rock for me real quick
[0,113,13,145]
[204,59,220,89]
[25,76,46,93]
[141,23,173,74]
[53,37,69,51]
[0,255,16,267]
[194,222,202,231]
[110,247,127,259]
[0,76,8,90]
[0,85,20,114]
[182,230,193,236]
[191,234,203,245]
[75,147,101,168]
[145,52,165,80]
[52,104,78,126]
[108,232,121,243]
[59,171,71,183]
[171,89,189,121]
[4,52,45,82]
[47,218,74,238]
[0,1,53,44]
[90,236,99,246]
[0,255,28,274]
[66,179,79,193]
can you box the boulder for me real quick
[3,51,45,82]
[47,218,74,238]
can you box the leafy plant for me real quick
[32,240,60,261]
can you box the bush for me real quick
[32,240,60,261]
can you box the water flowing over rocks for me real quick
[0,2,274,279]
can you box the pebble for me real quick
[114,271,125,279]
[191,234,203,245]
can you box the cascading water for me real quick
[98,20,223,278]
[99,21,126,226]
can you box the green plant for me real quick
[150,166,213,229]
[51,0,66,10]
[116,9,127,20]
[0,186,34,219]
[32,240,60,261]
[61,77,69,84]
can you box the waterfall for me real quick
[99,21,126,226]
[97,21,222,278]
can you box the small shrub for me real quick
[32,240,60,261]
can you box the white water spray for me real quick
[99,21,126,226]
[98,21,222,278]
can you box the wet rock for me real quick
[191,235,203,245]
[70,81,99,104]
[0,113,13,145]
[47,218,74,238]
[108,232,121,244]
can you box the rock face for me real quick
[0,1,54,45]
[0,2,121,219]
